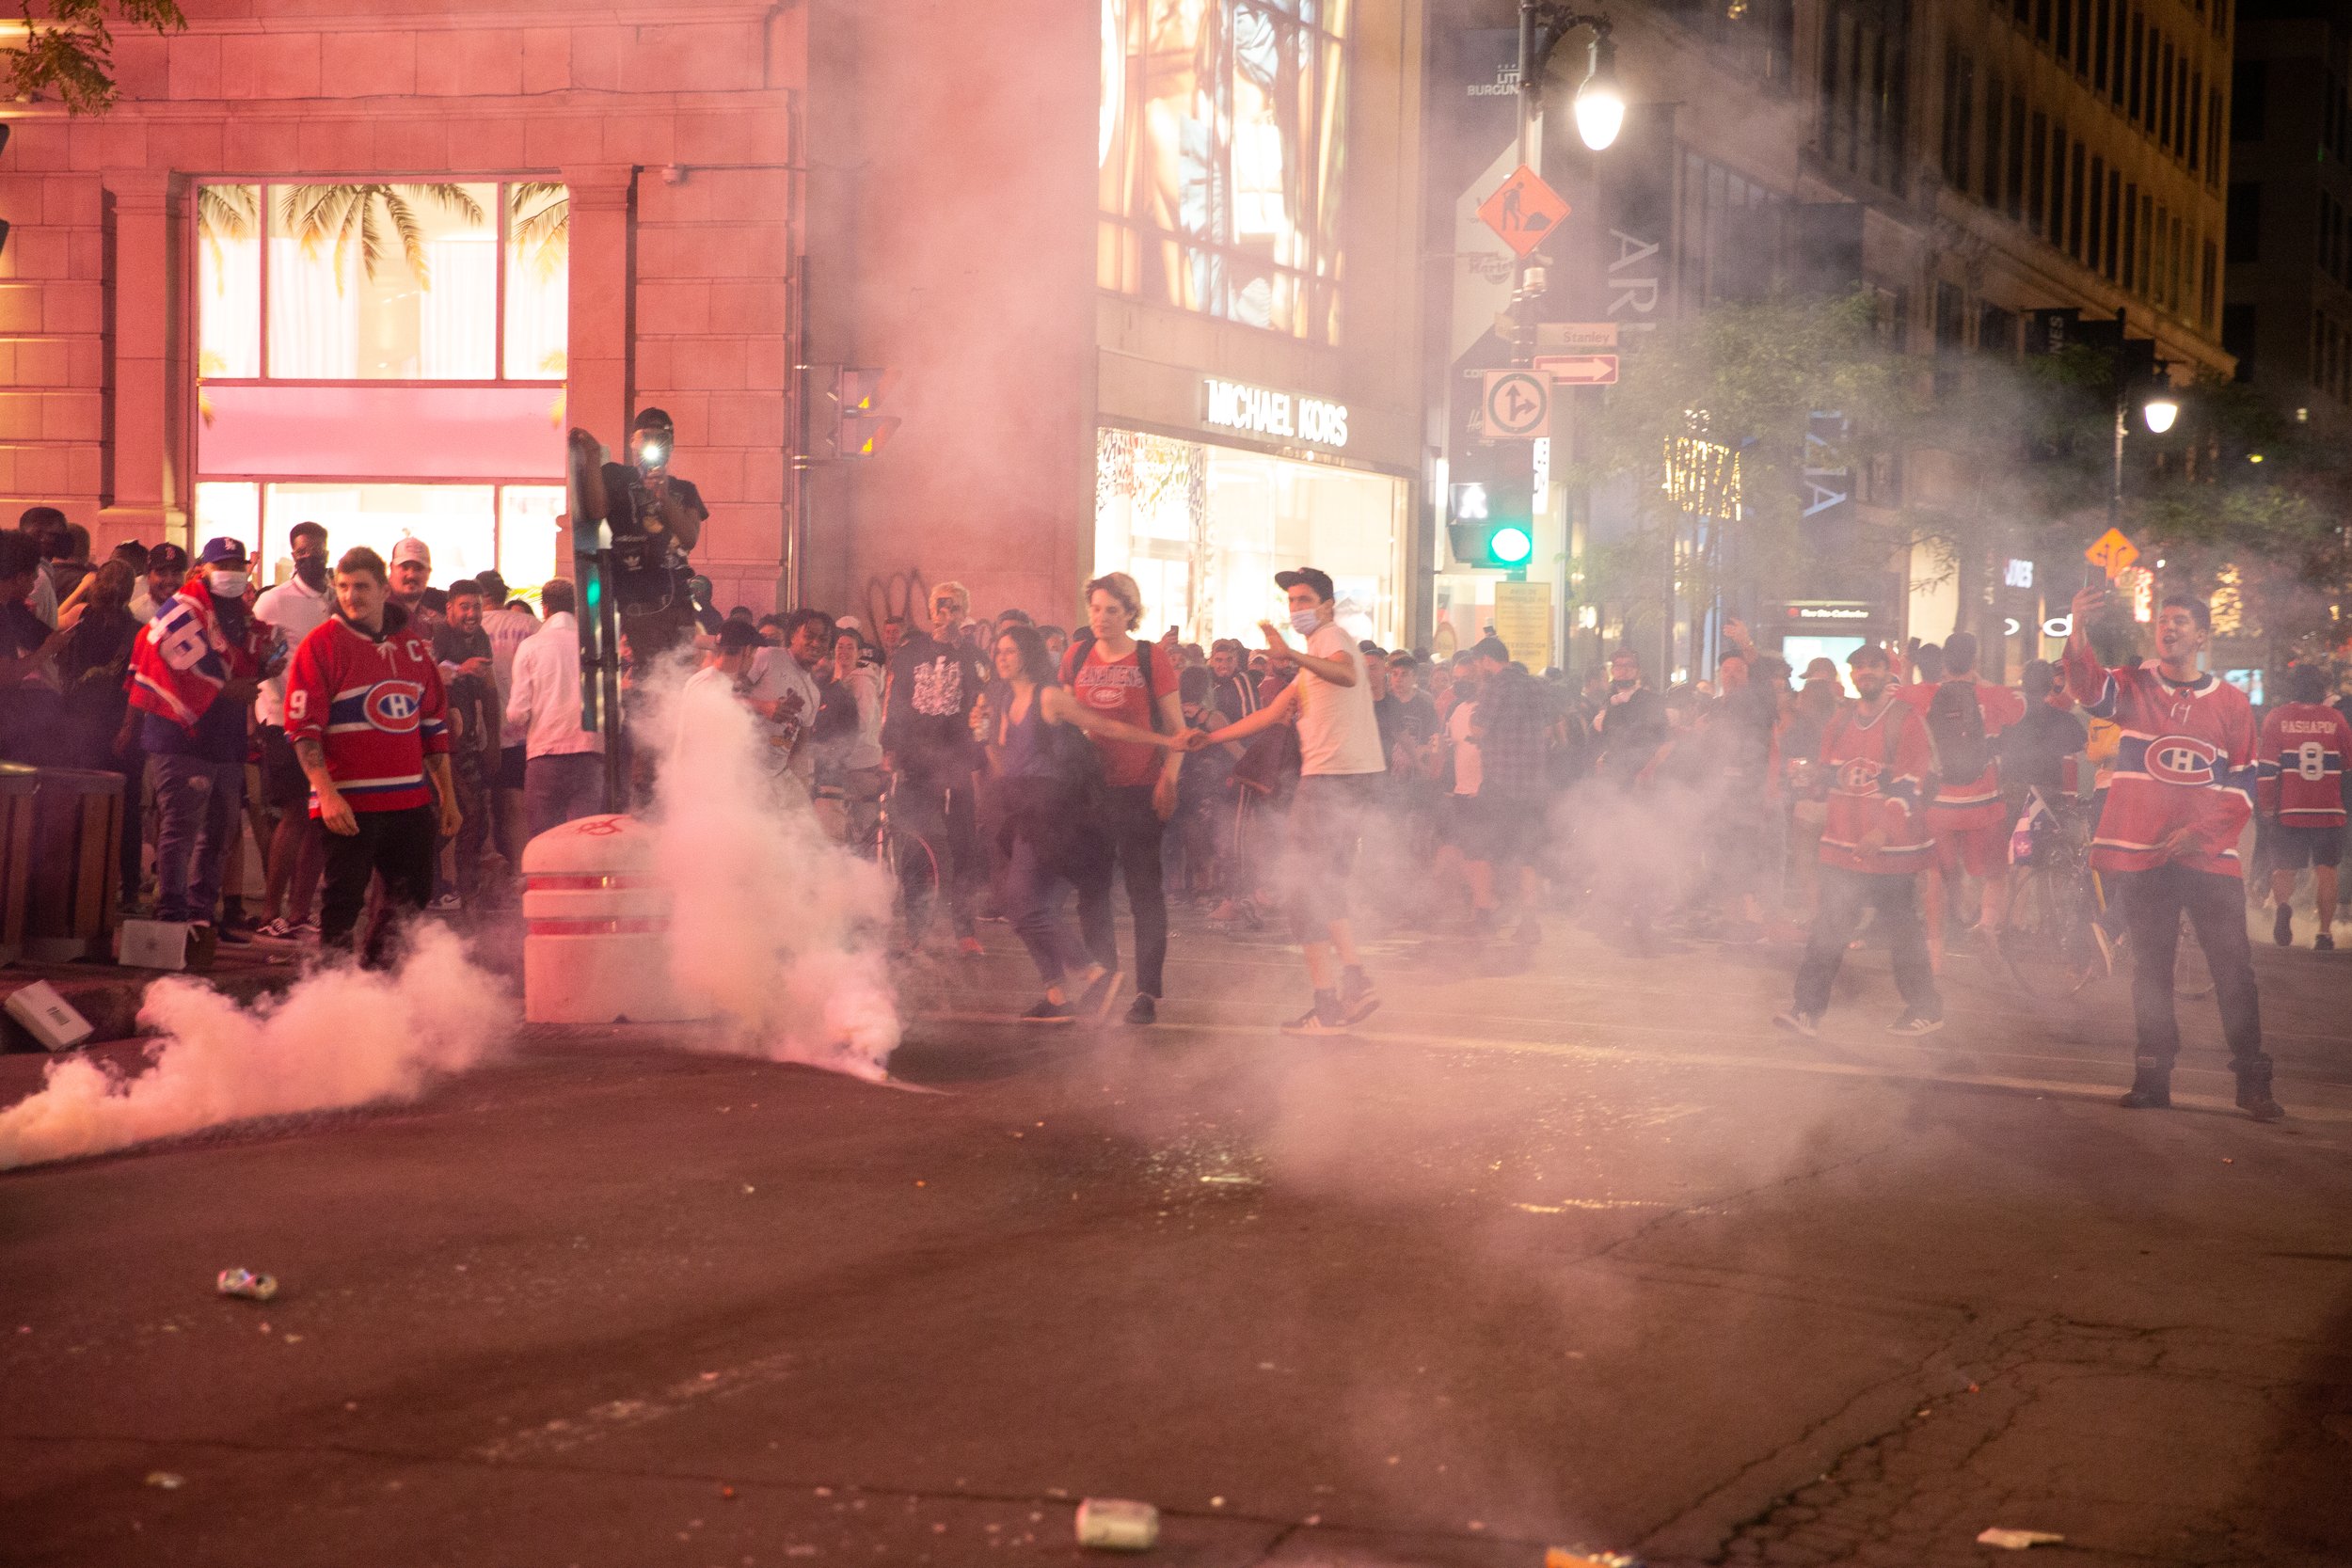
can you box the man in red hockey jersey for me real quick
[285,546,461,963]
[2064,582,2278,1119]
[2257,661,2352,951]
[1773,642,1945,1039]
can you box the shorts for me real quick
[1457,792,1537,866]
[259,724,309,809]
[497,743,527,792]
[2268,822,2344,870]
[1285,773,1379,938]
[1932,820,2006,878]
[1443,792,1486,855]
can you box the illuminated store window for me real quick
[1098,0,1350,342]
[1094,427,1404,647]
[195,181,570,583]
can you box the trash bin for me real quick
[0,765,36,964]
[519,814,707,1024]
[24,768,123,964]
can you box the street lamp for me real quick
[1571,29,1625,151]
[2141,393,2179,435]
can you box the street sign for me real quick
[1476,165,1570,258]
[2085,526,2140,579]
[1538,321,1618,351]
[1493,580,1554,668]
[1533,353,1619,386]
[1481,369,1550,439]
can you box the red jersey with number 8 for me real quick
[2257,702,2352,828]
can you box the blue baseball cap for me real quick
[198,537,248,567]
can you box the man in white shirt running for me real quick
[1188,567,1387,1034]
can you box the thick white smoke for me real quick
[637,654,901,1080]
[0,924,512,1171]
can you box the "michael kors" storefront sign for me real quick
[1200,377,1349,450]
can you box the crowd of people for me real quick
[7,462,2346,1121]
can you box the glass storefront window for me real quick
[193,481,262,563]
[197,185,261,379]
[1098,0,1351,342]
[498,485,565,589]
[1095,427,1404,647]
[266,182,500,380]
[264,483,498,583]
[505,183,569,381]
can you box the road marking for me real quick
[476,1350,798,1463]
[1514,1199,1669,1213]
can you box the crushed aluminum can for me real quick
[1074,1497,1160,1552]
[145,1472,186,1490]
[1976,1528,2065,1550]
[216,1269,278,1302]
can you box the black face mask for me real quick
[1611,677,1637,692]
[294,556,326,590]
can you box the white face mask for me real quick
[1288,609,1320,637]
[208,570,248,598]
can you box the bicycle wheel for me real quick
[2174,909,2215,1001]
[2001,866,2096,997]
[880,825,941,930]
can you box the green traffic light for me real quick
[1490,525,1534,566]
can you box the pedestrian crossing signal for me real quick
[1448,481,1536,570]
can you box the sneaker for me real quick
[1885,1012,1945,1037]
[1772,1008,1820,1039]
[428,894,463,913]
[2274,904,2294,947]
[1338,970,1379,1023]
[213,922,253,947]
[957,935,986,958]
[2236,1065,2285,1122]
[294,917,321,939]
[1021,998,1076,1023]
[1280,1003,1350,1036]
[2319,932,2338,952]
[1124,993,1157,1026]
[254,917,298,942]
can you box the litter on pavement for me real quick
[1075,1497,1159,1551]
[215,1269,278,1301]
[1977,1528,2067,1549]
[1546,1549,1645,1567]
[144,1472,185,1490]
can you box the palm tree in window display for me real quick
[275,183,488,289]
[508,182,569,278]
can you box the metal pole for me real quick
[2109,389,2125,537]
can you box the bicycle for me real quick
[1997,794,2214,1002]
[848,774,941,943]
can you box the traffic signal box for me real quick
[1448,477,1536,571]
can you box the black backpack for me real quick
[1926,678,1991,784]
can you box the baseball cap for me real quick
[1802,657,1840,683]
[1274,566,1334,602]
[633,406,675,434]
[1848,642,1890,669]
[197,537,247,567]
[717,620,764,653]
[389,537,431,568]
[1470,635,1510,665]
[149,542,188,573]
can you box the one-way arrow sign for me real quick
[1533,354,1619,387]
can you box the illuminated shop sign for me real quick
[1782,600,1877,625]
[1200,377,1350,450]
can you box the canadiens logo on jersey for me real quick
[2144,735,2219,785]
[362,681,425,733]
[1836,756,1884,793]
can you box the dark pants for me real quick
[1078,784,1169,997]
[897,771,981,940]
[2115,864,2265,1074]
[1794,865,1942,1020]
[1005,832,1110,990]
[321,805,437,963]
[525,752,606,842]
[149,754,244,924]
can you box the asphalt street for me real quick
[4,904,2350,1568]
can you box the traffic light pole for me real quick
[1510,3,1612,369]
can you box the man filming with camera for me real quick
[575,407,707,668]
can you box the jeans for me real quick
[524,752,606,842]
[896,771,981,941]
[2114,864,2265,1075]
[1794,866,1942,1020]
[321,805,438,964]
[1078,784,1169,997]
[1004,832,1108,989]
[149,753,244,924]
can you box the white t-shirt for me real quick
[746,647,823,782]
[481,605,538,748]
[1448,700,1483,797]
[252,574,330,727]
[1294,621,1386,777]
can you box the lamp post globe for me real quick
[2140,395,2179,435]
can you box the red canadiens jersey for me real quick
[284,610,451,816]
[2063,642,2256,877]
[1815,700,1936,874]
[1895,677,2026,829]
[2258,702,2352,828]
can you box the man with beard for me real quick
[285,547,459,962]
